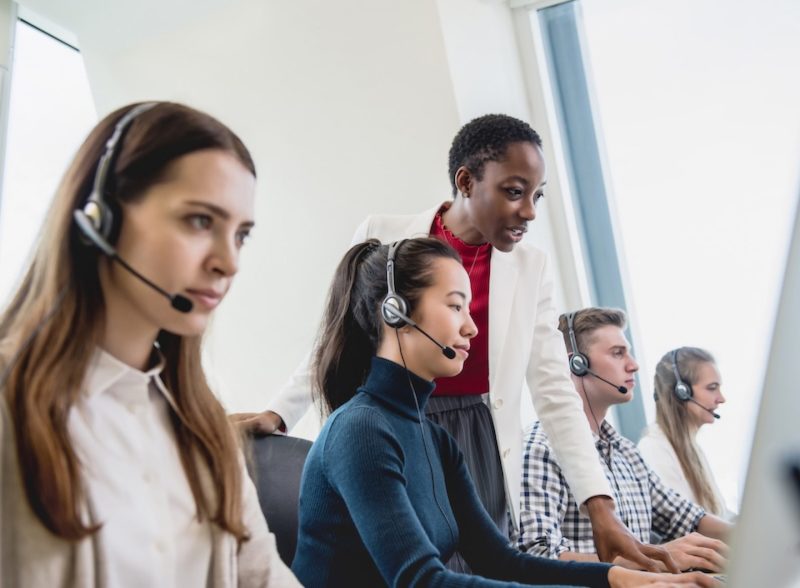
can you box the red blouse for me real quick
[429,209,492,396]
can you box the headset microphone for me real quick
[74,210,193,313]
[383,304,456,359]
[585,367,628,394]
[688,397,721,419]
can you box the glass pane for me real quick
[579,0,800,510]
[0,20,96,304]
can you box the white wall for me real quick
[16,0,583,435]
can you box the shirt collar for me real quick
[593,419,624,451]
[360,356,436,421]
[84,347,166,404]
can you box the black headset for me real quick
[74,102,157,247]
[381,240,409,328]
[671,348,693,401]
[566,311,590,377]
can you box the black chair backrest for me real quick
[246,434,312,566]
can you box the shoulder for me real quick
[355,205,441,242]
[322,400,401,459]
[523,422,558,462]
[637,425,675,459]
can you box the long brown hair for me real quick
[0,102,255,541]
[652,347,721,514]
[312,238,460,415]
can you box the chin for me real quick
[492,240,514,253]
[161,316,210,338]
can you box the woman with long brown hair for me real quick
[638,348,734,520]
[0,102,300,587]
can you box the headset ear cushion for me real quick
[674,381,692,401]
[569,353,589,377]
[381,294,408,327]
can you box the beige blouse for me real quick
[0,361,302,588]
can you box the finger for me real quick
[686,547,725,572]
[641,544,680,574]
[684,534,729,556]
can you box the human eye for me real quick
[187,214,213,230]
[449,303,463,312]
[236,229,252,247]
[534,191,545,204]
[505,187,523,199]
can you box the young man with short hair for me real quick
[518,307,732,572]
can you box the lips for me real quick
[186,288,224,310]
[453,344,471,359]
[507,226,527,241]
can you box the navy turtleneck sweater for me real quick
[292,357,612,587]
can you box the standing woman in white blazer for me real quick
[0,102,300,587]
[234,114,676,572]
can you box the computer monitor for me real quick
[727,189,800,588]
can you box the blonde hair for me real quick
[0,102,254,541]
[652,347,721,515]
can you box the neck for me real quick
[441,198,487,245]
[99,266,159,371]
[376,332,435,382]
[575,377,609,434]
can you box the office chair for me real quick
[246,434,312,566]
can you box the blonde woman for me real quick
[0,102,300,587]
[638,348,734,520]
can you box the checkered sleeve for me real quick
[646,457,705,541]
[518,427,575,559]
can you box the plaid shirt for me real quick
[518,420,705,558]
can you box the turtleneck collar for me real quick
[359,357,436,421]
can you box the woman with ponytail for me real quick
[291,238,720,588]
[639,348,734,520]
[0,102,300,587]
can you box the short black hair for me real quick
[448,114,543,197]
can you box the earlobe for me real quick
[454,166,472,198]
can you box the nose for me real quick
[209,234,240,277]
[519,195,537,222]
[628,355,640,373]
[462,310,478,339]
[717,389,726,405]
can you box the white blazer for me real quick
[268,204,612,527]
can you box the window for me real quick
[531,0,800,510]
[0,18,96,304]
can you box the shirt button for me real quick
[492,399,503,409]
[502,448,510,459]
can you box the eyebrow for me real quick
[185,200,255,228]
[503,177,548,190]
[447,290,468,301]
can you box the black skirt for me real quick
[425,394,509,572]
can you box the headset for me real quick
[381,240,455,359]
[671,348,693,401]
[566,311,590,377]
[72,102,192,313]
[76,102,158,244]
[381,240,410,327]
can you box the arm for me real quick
[326,408,574,588]
[231,216,375,434]
[442,431,612,588]
[696,514,732,541]
[526,255,676,571]
[518,429,576,560]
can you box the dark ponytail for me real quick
[312,237,461,415]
